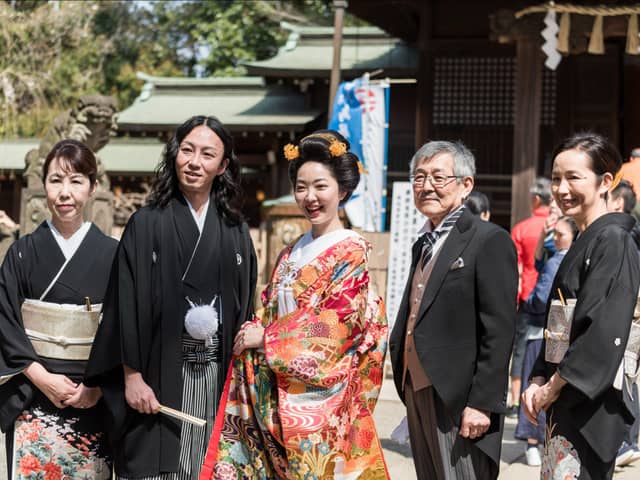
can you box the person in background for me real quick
[465,190,491,221]
[0,139,117,478]
[609,179,637,216]
[509,177,552,417]
[514,216,578,466]
[619,148,640,196]
[607,179,640,468]
[523,132,640,479]
[533,200,561,270]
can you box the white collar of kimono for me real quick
[183,194,210,234]
[276,228,360,318]
[46,220,91,261]
[289,228,360,270]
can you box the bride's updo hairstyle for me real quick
[285,129,361,205]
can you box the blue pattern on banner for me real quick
[328,77,390,231]
[328,78,364,162]
[381,84,390,229]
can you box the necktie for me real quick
[420,207,465,270]
[421,231,440,270]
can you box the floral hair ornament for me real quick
[304,132,348,158]
[609,170,624,191]
[328,140,347,157]
[357,160,368,174]
[283,143,299,161]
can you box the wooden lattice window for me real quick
[541,67,556,126]
[433,57,556,126]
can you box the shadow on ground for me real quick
[380,438,412,457]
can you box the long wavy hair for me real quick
[146,115,243,225]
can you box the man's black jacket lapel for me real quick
[416,209,475,324]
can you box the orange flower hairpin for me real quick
[283,143,299,161]
[328,140,347,158]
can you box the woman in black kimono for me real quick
[0,139,117,478]
[522,132,640,479]
[85,115,257,479]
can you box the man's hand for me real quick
[124,365,160,414]
[459,406,490,439]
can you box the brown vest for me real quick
[402,245,443,391]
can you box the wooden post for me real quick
[511,38,542,227]
[328,0,347,118]
[414,2,433,149]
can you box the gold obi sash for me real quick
[21,299,101,361]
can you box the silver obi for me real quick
[21,299,101,361]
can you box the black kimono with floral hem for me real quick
[531,212,640,478]
[0,222,117,478]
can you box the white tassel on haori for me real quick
[184,296,219,347]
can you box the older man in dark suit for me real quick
[389,141,518,479]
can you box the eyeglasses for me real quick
[409,173,462,188]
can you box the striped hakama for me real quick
[405,384,494,480]
[118,335,221,480]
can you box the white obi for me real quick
[21,299,101,361]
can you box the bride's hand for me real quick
[233,324,265,355]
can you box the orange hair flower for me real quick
[329,140,347,158]
[283,143,299,161]
[357,160,368,174]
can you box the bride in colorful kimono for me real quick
[200,130,389,480]
[522,132,640,479]
[0,139,118,478]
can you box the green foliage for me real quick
[0,1,110,137]
[1,0,368,138]
[92,1,184,108]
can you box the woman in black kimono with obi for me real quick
[85,115,257,479]
[0,139,117,478]
[522,132,640,479]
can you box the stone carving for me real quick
[23,95,117,190]
[113,184,150,227]
[20,95,118,236]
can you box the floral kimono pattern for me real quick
[13,406,111,480]
[541,415,581,480]
[201,233,389,480]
